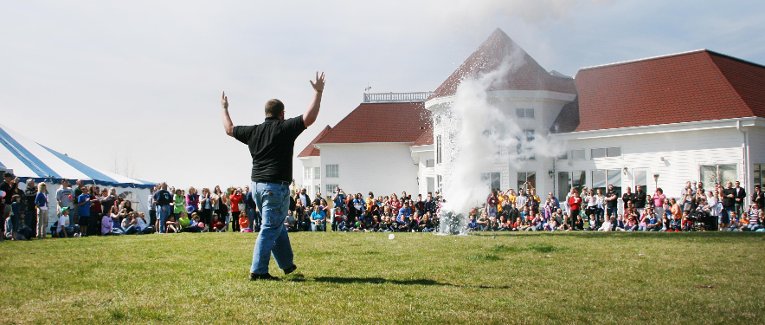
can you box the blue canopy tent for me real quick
[0,124,156,229]
[0,124,154,189]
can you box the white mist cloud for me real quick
[438,45,567,229]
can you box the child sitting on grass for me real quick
[57,207,70,238]
[573,214,584,231]
[165,215,179,233]
[588,214,598,231]
[646,212,661,231]
[239,213,251,232]
[211,215,225,232]
[178,213,191,230]
[190,213,207,232]
[598,217,613,232]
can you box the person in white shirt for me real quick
[135,212,154,234]
[58,208,70,238]
[598,216,614,232]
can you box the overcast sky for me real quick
[2,0,764,189]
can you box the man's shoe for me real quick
[284,264,298,275]
[250,273,279,281]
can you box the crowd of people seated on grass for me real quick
[469,180,764,232]
[4,169,764,240]
[284,186,441,232]
[0,175,265,240]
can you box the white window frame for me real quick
[326,164,339,178]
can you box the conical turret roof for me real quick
[431,29,576,99]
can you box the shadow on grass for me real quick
[292,276,511,289]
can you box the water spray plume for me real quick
[436,44,566,235]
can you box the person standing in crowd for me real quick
[212,185,224,222]
[245,186,259,231]
[72,179,84,225]
[222,71,325,280]
[332,186,347,216]
[172,188,185,220]
[722,181,736,220]
[34,182,49,239]
[101,188,117,225]
[230,188,244,232]
[56,179,75,223]
[147,186,157,230]
[733,180,746,217]
[751,185,765,210]
[88,186,102,236]
[634,186,646,216]
[200,188,213,228]
[77,186,92,236]
[425,192,437,216]
[186,187,200,216]
[652,188,666,221]
[567,188,582,229]
[604,184,618,220]
[24,179,37,231]
[622,186,635,211]
[153,183,173,233]
[1,172,17,240]
[297,188,310,209]
[486,190,499,219]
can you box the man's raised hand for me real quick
[310,72,326,93]
[222,91,229,110]
[303,71,325,128]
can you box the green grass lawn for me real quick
[1,231,764,324]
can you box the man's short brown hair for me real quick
[265,99,284,118]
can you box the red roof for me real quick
[431,28,576,99]
[412,124,433,146]
[316,102,430,144]
[574,50,765,132]
[297,125,331,158]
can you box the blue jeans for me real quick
[250,182,294,275]
[158,205,172,233]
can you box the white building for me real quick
[300,28,765,208]
[550,47,765,201]
[298,93,434,199]
[427,29,765,206]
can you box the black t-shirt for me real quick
[154,190,173,206]
[621,193,635,206]
[1,182,14,205]
[634,192,647,208]
[722,188,735,208]
[233,116,306,183]
[606,190,618,209]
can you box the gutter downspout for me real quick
[737,120,750,200]
[552,158,557,199]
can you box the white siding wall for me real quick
[557,127,746,200]
[298,156,320,198]
[412,145,435,196]
[747,127,765,165]
[318,143,419,198]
